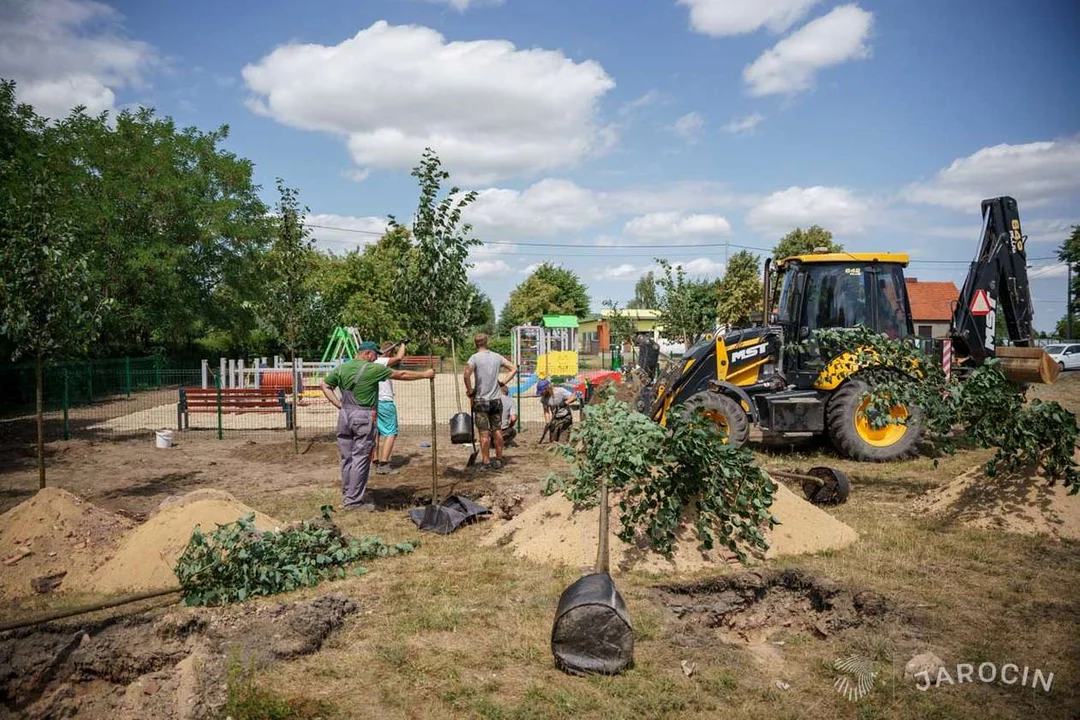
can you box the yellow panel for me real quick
[727,361,763,387]
[716,337,729,382]
[538,351,578,377]
[779,252,909,266]
[813,348,921,390]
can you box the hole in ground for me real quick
[656,568,891,647]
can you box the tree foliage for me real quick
[543,387,778,561]
[500,262,591,330]
[602,300,636,348]
[716,250,763,328]
[773,225,843,259]
[654,259,718,345]
[628,271,659,309]
[392,149,480,347]
[811,326,1079,491]
[173,507,417,606]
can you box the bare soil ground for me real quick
[1,376,1079,718]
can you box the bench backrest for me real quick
[181,387,286,407]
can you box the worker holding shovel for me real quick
[463,333,517,470]
[321,341,434,511]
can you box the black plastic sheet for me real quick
[409,495,491,534]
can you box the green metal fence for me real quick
[0,356,166,417]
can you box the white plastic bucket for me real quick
[155,429,174,449]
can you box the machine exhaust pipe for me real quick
[762,258,772,327]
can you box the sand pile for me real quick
[89,489,281,594]
[480,480,858,574]
[0,487,134,598]
[917,466,1080,540]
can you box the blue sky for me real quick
[2,0,1078,330]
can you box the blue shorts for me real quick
[377,401,398,437]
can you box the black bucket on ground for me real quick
[450,412,473,444]
[551,572,634,675]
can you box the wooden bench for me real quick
[399,356,443,371]
[178,387,294,430]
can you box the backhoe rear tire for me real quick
[827,380,921,462]
[682,392,750,447]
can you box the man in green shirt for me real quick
[321,341,434,510]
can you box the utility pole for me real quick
[1068,263,1073,340]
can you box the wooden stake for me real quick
[430,376,438,505]
[595,475,610,574]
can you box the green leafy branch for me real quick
[174,506,418,606]
[543,387,778,562]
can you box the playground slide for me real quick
[508,373,539,397]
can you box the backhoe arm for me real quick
[950,196,1034,361]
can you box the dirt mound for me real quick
[0,488,133,599]
[0,593,357,719]
[89,490,281,595]
[480,480,858,573]
[917,466,1080,540]
[656,569,890,647]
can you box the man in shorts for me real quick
[321,341,433,510]
[373,340,406,475]
[463,333,517,470]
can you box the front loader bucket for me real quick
[996,346,1060,384]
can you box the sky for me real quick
[1,0,1078,330]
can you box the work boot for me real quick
[344,502,376,512]
[490,458,503,470]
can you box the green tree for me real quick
[1057,224,1080,330]
[628,271,659,309]
[392,149,480,351]
[772,225,843,259]
[1055,314,1079,340]
[602,300,636,349]
[262,179,317,453]
[716,250,763,327]
[465,283,496,335]
[0,169,110,487]
[500,262,591,329]
[654,259,718,345]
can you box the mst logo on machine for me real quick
[731,343,769,363]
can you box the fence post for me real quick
[125,356,131,397]
[154,355,162,389]
[215,373,223,440]
[516,373,521,433]
[86,361,93,405]
[238,358,245,389]
[62,370,70,441]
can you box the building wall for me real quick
[914,320,951,339]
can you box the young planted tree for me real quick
[0,170,110,487]
[654,259,719,345]
[263,179,317,454]
[544,387,778,563]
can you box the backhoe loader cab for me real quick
[639,195,1057,463]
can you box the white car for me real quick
[1042,344,1080,371]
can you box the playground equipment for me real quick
[511,316,580,391]
[321,326,363,363]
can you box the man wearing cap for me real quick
[321,341,434,511]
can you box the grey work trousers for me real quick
[336,404,377,508]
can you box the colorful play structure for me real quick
[510,316,579,396]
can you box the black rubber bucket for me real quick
[551,572,634,675]
[450,412,473,444]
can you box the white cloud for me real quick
[422,0,504,11]
[469,260,513,278]
[922,217,1076,245]
[722,112,765,134]
[242,21,616,183]
[905,138,1080,212]
[0,0,157,118]
[672,112,705,141]
[678,0,821,36]
[467,179,606,238]
[1028,262,1068,280]
[619,89,660,115]
[624,212,733,239]
[747,186,873,234]
[678,258,726,276]
[744,4,873,97]
[307,213,389,251]
[520,262,542,275]
[342,168,371,183]
[600,264,641,280]
[603,181,751,214]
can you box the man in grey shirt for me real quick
[464,333,517,470]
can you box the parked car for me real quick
[1042,344,1080,370]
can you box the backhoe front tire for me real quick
[682,392,750,447]
[827,380,921,462]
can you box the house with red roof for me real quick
[905,278,960,338]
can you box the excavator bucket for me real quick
[995,346,1060,384]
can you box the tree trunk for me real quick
[36,352,45,489]
[291,348,299,455]
[595,475,610,574]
